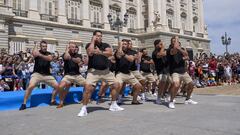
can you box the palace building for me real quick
[0,0,210,56]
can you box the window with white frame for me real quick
[193,16,198,32]
[44,0,56,16]
[168,19,173,28]
[166,8,174,28]
[181,12,187,30]
[90,0,102,24]
[9,40,26,55]
[13,0,22,10]
[66,0,81,20]
[128,7,137,29]
[0,0,4,5]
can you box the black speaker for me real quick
[187,49,193,61]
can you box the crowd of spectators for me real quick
[1,49,240,92]
[189,53,240,88]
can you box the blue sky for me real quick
[204,0,240,55]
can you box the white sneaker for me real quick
[185,99,198,105]
[137,95,142,101]
[165,96,176,103]
[77,108,88,117]
[109,104,124,111]
[168,102,175,109]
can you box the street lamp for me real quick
[107,12,128,43]
[221,32,231,54]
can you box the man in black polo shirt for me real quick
[115,39,142,104]
[140,48,156,101]
[77,30,123,117]
[57,42,86,108]
[127,40,145,101]
[19,41,59,110]
[152,39,171,104]
[168,36,198,109]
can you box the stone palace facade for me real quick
[0,0,210,56]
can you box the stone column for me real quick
[136,0,141,29]
[103,0,110,30]
[199,0,205,33]
[174,0,181,28]
[58,0,67,24]
[28,0,40,20]
[147,0,154,32]
[158,0,167,31]
[187,0,193,31]
[82,0,90,28]
[121,0,127,33]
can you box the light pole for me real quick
[221,32,231,54]
[107,12,128,43]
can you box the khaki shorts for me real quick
[116,72,140,86]
[62,75,86,85]
[159,74,171,82]
[142,72,156,83]
[30,73,58,86]
[131,70,145,81]
[86,68,118,86]
[171,72,192,84]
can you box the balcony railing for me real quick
[40,14,57,22]
[111,27,123,32]
[128,28,147,34]
[170,28,180,33]
[184,30,193,36]
[196,33,204,38]
[13,9,28,17]
[91,22,104,29]
[128,28,135,33]
[68,18,83,25]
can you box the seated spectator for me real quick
[208,74,217,86]
[0,79,10,92]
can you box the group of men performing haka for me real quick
[19,30,197,117]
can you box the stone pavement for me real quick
[0,94,240,135]
[194,84,240,95]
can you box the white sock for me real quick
[82,105,87,110]
[111,101,117,106]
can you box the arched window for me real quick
[181,12,187,30]
[193,16,198,32]
[166,8,174,28]
[128,7,137,29]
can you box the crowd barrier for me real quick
[0,86,131,111]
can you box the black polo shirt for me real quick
[86,42,111,70]
[168,48,186,74]
[128,49,138,71]
[109,60,116,72]
[115,50,132,74]
[140,55,152,73]
[63,53,82,75]
[152,49,170,75]
[33,50,51,75]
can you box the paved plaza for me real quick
[0,92,240,135]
